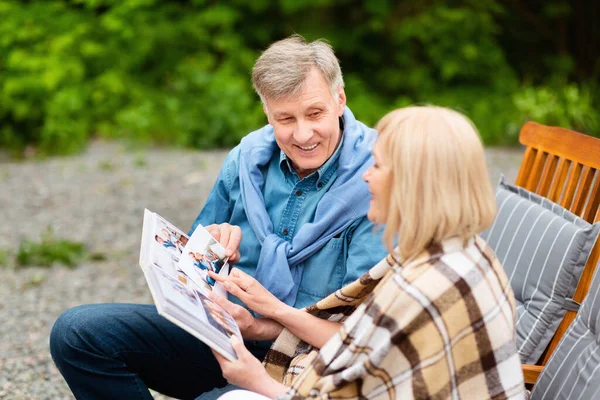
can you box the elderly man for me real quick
[50,35,386,400]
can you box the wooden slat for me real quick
[537,155,559,197]
[560,162,583,209]
[541,310,577,365]
[572,167,595,216]
[526,151,548,193]
[515,147,538,188]
[522,364,543,384]
[573,242,600,304]
[519,122,600,170]
[548,159,571,203]
[583,172,600,223]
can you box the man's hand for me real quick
[205,223,242,264]
[208,268,288,319]
[212,336,287,398]
[208,292,256,337]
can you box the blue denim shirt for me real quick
[190,138,387,309]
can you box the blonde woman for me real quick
[207,106,525,400]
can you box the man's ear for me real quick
[263,104,272,124]
[336,86,347,116]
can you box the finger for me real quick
[221,280,250,303]
[211,348,229,367]
[206,224,221,242]
[206,271,247,290]
[230,336,256,363]
[229,335,246,353]
[211,294,230,311]
[219,224,231,249]
[210,291,235,312]
[230,250,241,264]
[208,270,227,283]
[209,271,248,290]
[225,226,242,258]
[230,268,251,280]
[207,269,231,281]
[229,269,259,292]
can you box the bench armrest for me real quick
[522,364,543,384]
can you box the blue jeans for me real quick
[50,303,270,400]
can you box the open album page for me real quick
[140,209,241,361]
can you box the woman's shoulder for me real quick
[389,236,506,301]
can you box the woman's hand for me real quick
[211,269,340,348]
[208,268,289,319]
[212,336,288,398]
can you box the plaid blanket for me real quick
[263,236,525,399]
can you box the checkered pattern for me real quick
[263,237,525,399]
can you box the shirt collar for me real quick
[279,116,345,188]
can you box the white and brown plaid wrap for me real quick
[263,236,525,399]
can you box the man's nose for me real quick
[293,119,313,143]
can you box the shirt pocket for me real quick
[297,236,345,301]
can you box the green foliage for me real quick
[0,0,265,154]
[0,250,8,267]
[98,159,116,171]
[25,272,48,288]
[513,81,599,136]
[14,228,87,268]
[133,153,147,168]
[0,0,598,154]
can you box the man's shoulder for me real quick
[217,123,276,183]
[217,145,241,183]
[353,118,377,135]
[342,107,378,142]
[223,123,274,163]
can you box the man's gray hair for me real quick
[252,35,344,104]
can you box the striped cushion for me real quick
[531,262,600,400]
[481,177,600,364]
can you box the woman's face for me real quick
[363,143,391,224]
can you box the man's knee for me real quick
[50,304,110,365]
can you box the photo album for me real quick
[139,209,241,361]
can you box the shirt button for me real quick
[282,228,289,235]
[295,190,302,196]
[317,182,323,188]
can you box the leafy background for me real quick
[0,0,598,156]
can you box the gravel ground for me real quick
[0,141,524,400]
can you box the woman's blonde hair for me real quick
[375,106,497,260]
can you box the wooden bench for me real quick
[513,121,600,384]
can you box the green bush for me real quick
[514,81,599,136]
[0,0,266,154]
[0,0,597,155]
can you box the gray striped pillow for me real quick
[531,261,600,400]
[481,176,600,364]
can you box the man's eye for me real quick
[310,111,321,117]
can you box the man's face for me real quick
[264,68,346,179]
